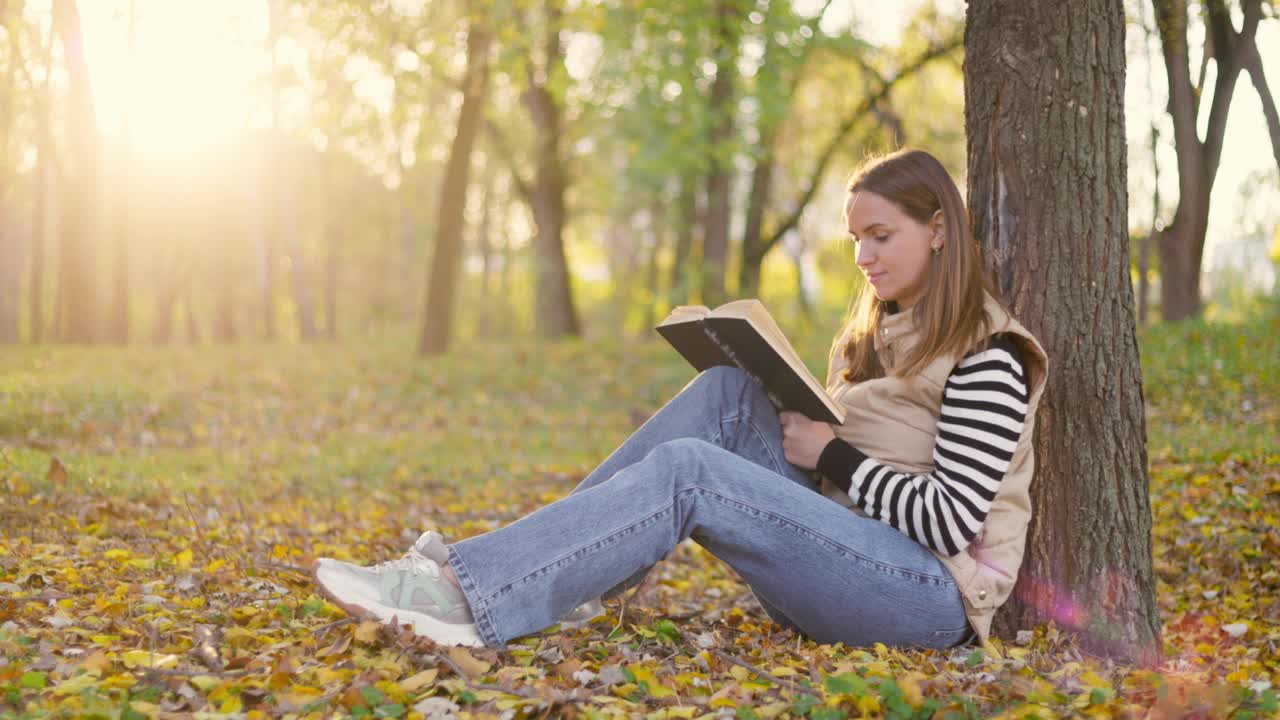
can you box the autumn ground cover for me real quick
[1,301,1278,719]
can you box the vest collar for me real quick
[873,304,917,352]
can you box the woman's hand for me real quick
[779,411,836,470]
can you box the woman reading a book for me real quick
[312,148,1048,651]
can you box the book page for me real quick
[657,305,711,327]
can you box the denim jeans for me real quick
[447,366,973,649]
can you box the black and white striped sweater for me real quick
[816,335,1029,557]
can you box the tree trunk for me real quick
[259,0,283,340]
[668,172,698,307]
[323,209,339,341]
[52,0,99,343]
[965,0,1160,664]
[419,24,491,354]
[639,199,666,333]
[28,5,55,343]
[0,2,19,342]
[476,156,495,338]
[1150,0,1265,321]
[521,3,580,338]
[701,0,740,308]
[738,144,775,299]
[106,0,137,344]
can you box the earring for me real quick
[931,245,942,256]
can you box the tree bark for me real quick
[700,0,741,308]
[52,0,99,343]
[965,0,1160,664]
[521,2,580,338]
[419,24,491,354]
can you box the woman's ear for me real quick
[930,210,945,245]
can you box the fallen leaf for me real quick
[446,646,491,678]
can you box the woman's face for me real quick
[844,191,941,310]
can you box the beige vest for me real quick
[820,293,1049,643]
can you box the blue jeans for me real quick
[447,367,973,649]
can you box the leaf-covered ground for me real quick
[2,304,1278,719]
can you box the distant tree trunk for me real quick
[52,0,100,343]
[667,172,698,307]
[323,204,339,341]
[476,156,494,337]
[259,0,283,340]
[739,143,775,299]
[420,24,491,354]
[183,279,200,344]
[639,199,666,332]
[104,0,137,343]
[0,2,19,342]
[285,203,317,340]
[521,2,579,338]
[701,0,741,307]
[28,8,55,343]
[966,0,1160,664]
[153,279,176,344]
[1151,0,1267,321]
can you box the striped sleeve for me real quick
[817,335,1029,556]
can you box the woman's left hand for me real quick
[779,411,836,470]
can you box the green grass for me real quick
[1,300,1275,496]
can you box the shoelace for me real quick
[369,554,440,579]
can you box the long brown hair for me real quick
[837,148,996,382]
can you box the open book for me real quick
[655,299,845,424]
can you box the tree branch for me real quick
[1201,0,1253,185]
[1239,3,1280,174]
[761,34,962,254]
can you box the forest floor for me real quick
[1,299,1278,719]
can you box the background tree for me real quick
[51,0,99,343]
[966,0,1161,662]
[420,18,492,354]
[1151,0,1279,320]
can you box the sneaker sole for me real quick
[312,564,486,648]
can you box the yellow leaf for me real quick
[354,619,382,644]
[230,606,259,623]
[728,665,750,682]
[204,559,226,573]
[121,650,179,669]
[173,549,194,568]
[399,668,438,693]
[628,665,674,698]
[1226,669,1249,683]
[447,646,491,677]
[900,672,927,706]
[220,694,243,714]
[857,695,880,716]
[709,694,737,708]
[78,651,112,675]
[769,666,797,677]
[53,674,98,696]
[104,549,131,562]
[1078,670,1111,690]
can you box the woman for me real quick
[313,148,1048,650]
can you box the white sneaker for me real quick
[313,544,484,648]
[410,531,606,629]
